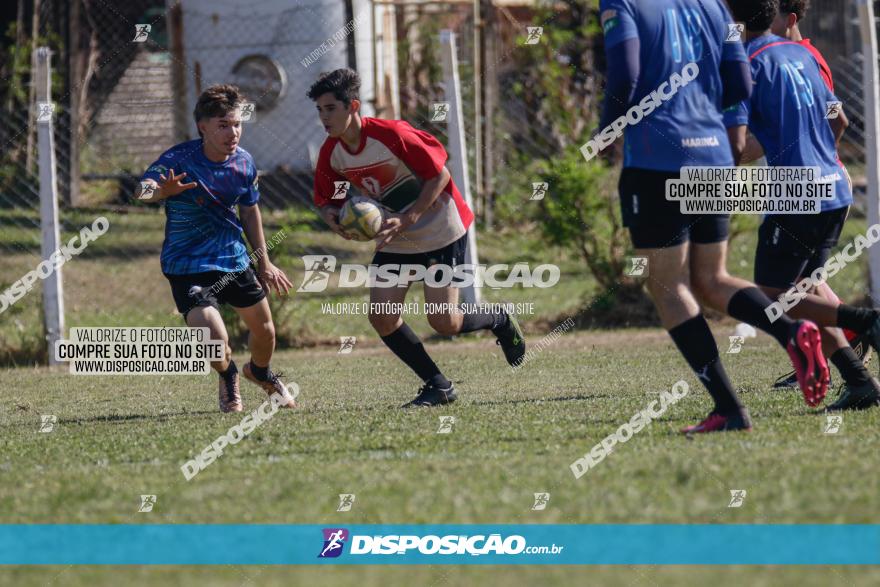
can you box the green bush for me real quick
[536,150,629,289]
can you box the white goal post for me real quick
[36,47,65,365]
[858,0,880,300]
[439,29,481,306]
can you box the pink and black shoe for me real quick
[786,320,830,407]
[681,408,752,434]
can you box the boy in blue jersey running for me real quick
[725,0,880,411]
[135,85,297,413]
[598,0,829,432]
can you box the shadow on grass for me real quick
[56,410,218,425]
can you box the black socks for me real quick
[837,305,879,334]
[460,308,508,334]
[249,361,269,381]
[380,323,450,386]
[830,347,870,387]
[220,359,237,378]
[669,315,742,414]
[727,287,793,347]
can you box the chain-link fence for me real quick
[2,0,879,365]
[798,0,880,205]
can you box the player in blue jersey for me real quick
[135,84,297,413]
[597,0,829,432]
[726,0,880,411]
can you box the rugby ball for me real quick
[339,196,384,241]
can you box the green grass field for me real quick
[2,327,880,584]
[2,206,878,583]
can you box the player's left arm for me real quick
[375,166,451,250]
[726,125,747,165]
[374,123,454,250]
[829,103,849,147]
[725,125,765,166]
[239,204,293,295]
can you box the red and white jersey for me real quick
[313,117,473,254]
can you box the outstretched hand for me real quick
[158,169,198,198]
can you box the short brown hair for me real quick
[193,84,244,136]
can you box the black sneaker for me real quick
[851,331,875,369]
[864,315,880,370]
[774,332,873,389]
[825,377,880,411]
[492,312,526,366]
[772,370,799,389]
[774,370,834,390]
[402,380,457,408]
[681,407,753,434]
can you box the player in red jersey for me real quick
[308,68,525,407]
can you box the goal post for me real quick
[35,47,65,365]
[439,29,481,306]
[857,0,880,299]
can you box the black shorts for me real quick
[165,266,266,317]
[619,167,730,249]
[754,207,849,289]
[371,232,468,281]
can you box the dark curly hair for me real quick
[729,0,778,32]
[779,0,810,21]
[306,68,361,107]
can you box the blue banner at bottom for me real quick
[1,524,878,565]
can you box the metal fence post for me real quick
[440,29,481,306]
[36,47,66,365]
